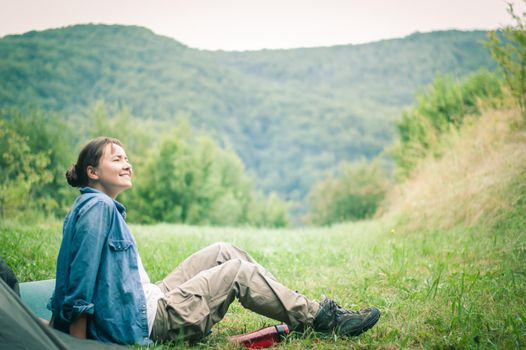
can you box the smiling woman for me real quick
[65,137,132,199]
[86,143,133,199]
[48,136,380,346]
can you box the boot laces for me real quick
[325,298,359,322]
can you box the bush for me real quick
[125,123,289,227]
[306,160,388,225]
[392,69,502,179]
[0,109,76,220]
[487,1,526,119]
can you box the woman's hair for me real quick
[66,137,124,187]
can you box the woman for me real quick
[48,136,380,345]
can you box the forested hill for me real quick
[0,24,496,201]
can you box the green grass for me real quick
[1,208,525,349]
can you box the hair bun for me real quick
[65,164,81,187]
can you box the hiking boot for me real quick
[313,298,380,336]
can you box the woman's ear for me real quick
[86,165,99,181]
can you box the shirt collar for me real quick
[79,187,127,219]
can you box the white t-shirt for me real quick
[136,254,165,336]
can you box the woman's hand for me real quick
[69,314,87,339]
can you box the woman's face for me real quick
[87,143,133,199]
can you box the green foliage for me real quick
[129,126,242,224]
[0,105,288,227]
[307,160,388,225]
[487,1,526,119]
[245,192,290,228]
[84,100,158,160]
[0,25,497,202]
[0,109,76,219]
[392,70,503,178]
[0,120,50,219]
[126,124,289,227]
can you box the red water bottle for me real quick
[227,324,289,349]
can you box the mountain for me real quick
[0,24,497,201]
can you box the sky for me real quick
[0,0,522,51]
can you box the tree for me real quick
[306,160,388,225]
[487,1,526,119]
[126,124,289,227]
[0,119,54,220]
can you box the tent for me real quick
[0,277,127,349]
[19,278,54,320]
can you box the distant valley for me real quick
[0,25,496,201]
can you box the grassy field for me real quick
[1,107,525,348]
[1,206,525,349]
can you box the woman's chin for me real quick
[122,180,133,188]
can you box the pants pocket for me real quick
[164,289,211,342]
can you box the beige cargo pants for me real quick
[151,242,320,342]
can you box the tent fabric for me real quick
[0,278,128,350]
[19,279,55,320]
[0,257,20,296]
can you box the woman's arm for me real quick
[69,314,87,339]
[62,201,112,329]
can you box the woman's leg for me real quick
[152,258,319,343]
[157,242,277,293]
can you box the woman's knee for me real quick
[218,258,255,277]
[222,259,259,277]
[208,241,232,252]
[200,242,232,259]
[209,242,253,265]
[213,242,238,257]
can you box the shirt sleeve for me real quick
[61,200,113,323]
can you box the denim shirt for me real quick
[48,187,151,345]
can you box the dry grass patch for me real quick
[383,106,526,230]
